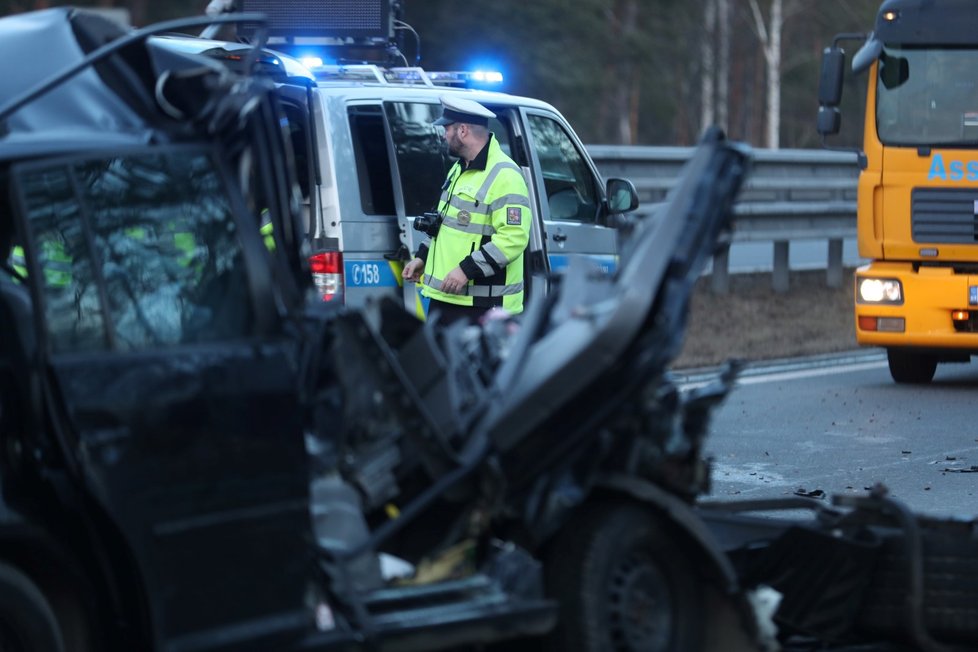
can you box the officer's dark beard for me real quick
[447,132,464,159]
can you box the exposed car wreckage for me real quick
[0,7,977,652]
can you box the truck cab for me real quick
[818,0,978,383]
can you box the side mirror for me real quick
[818,46,846,107]
[817,106,841,136]
[606,177,639,214]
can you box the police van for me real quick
[177,0,641,316]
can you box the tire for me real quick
[887,349,937,384]
[0,562,65,652]
[545,502,705,652]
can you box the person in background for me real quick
[402,96,531,326]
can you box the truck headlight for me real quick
[857,278,903,304]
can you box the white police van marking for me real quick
[346,261,398,287]
[549,254,617,275]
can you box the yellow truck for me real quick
[818,0,978,383]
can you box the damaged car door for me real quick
[10,145,315,649]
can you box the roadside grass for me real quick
[673,268,859,370]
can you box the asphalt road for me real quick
[683,352,978,519]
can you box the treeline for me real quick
[2,0,881,148]
[404,0,880,147]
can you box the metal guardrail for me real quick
[587,145,860,293]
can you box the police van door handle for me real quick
[386,244,410,261]
[552,233,568,243]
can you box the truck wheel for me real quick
[0,562,64,652]
[546,503,704,652]
[887,349,937,384]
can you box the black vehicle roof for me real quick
[0,9,150,145]
[0,8,242,164]
[876,0,978,46]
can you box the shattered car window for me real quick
[19,150,254,353]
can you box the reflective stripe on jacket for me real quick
[11,242,72,287]
[421,135,531,313]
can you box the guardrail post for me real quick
[711,247,730,294]
[827,238,843,288]
[773,241,790,293]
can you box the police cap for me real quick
[433,96,496,127]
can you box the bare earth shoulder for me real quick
[673,268,859,370]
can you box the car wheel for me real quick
[545,502,705,652]
[0,562,64,652]
[887,349,937,384]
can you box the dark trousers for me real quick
[428,299,485,327]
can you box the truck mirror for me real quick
[818,47,846,107]
[606,178,639,213]
[816,106,841,136]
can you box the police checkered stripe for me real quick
[475,162,524,203]
[440,216,496,236]
[488,193,532,211]
[422,273,522,297]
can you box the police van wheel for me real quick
[545,502,704,652]
[887,349,937,384]
[0,562,65,652]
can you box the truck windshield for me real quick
[877,47,978,146]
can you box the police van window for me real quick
[488,116,514,160]
[281,103,310,200]
[527,114,599,222]
[349,105,395,215]
[18,151,254,353]
[384,102,453,216]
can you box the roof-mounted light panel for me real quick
[238,0,392,43]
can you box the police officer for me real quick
[402,97,531,325]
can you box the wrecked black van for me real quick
[0,8,756,651]
[0,8,764,652]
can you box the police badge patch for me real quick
[506,207,522,225]
[457,210,471,226]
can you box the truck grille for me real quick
[912,188,978,243]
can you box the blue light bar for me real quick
[471,70,504,84]
[427,70,505,87]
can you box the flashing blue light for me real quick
[300,56,324,69]
[471,70,504,84]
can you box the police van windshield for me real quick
[876,46,978,146]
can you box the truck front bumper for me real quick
[854,262,978,354]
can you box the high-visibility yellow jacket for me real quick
[419,134,531,314]
[9,243,72,287]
